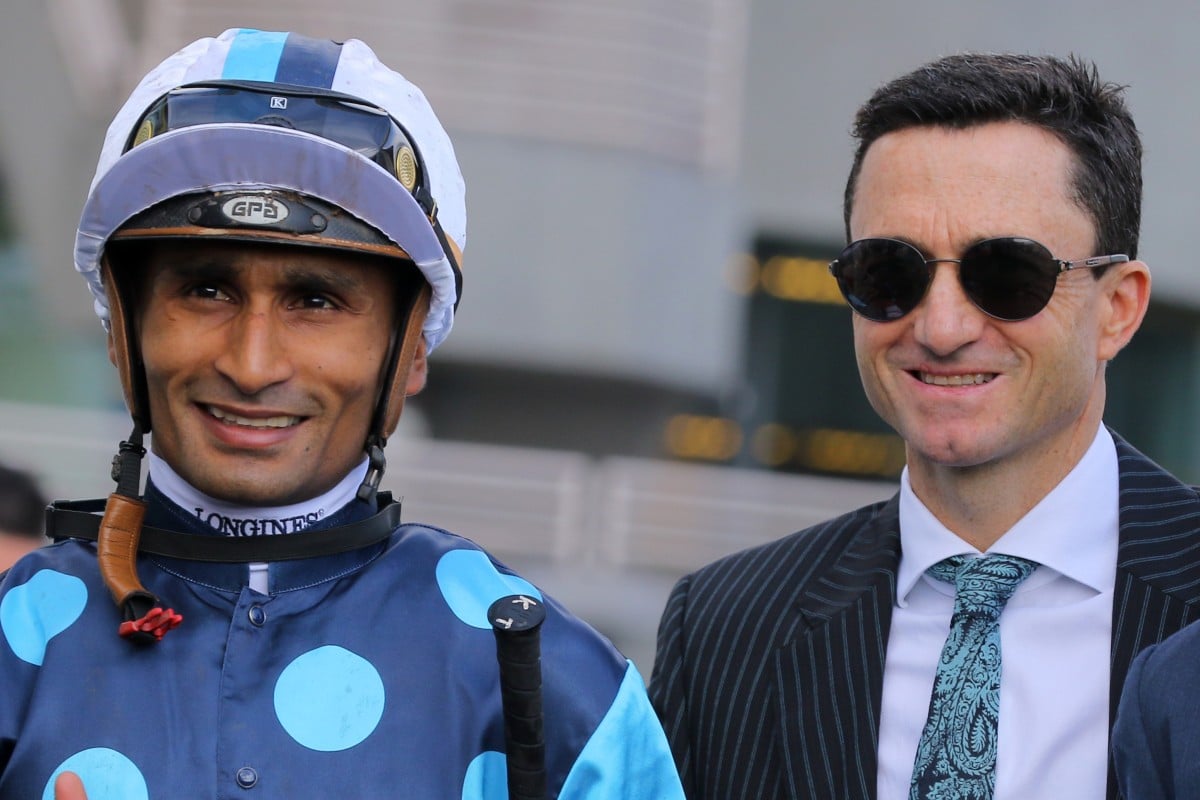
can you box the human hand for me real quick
[53,771,88,800]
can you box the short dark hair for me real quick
[0,463,47,540]
[843,53,1142,259]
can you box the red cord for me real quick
[118,607,183,641]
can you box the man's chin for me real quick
[903,428,1002,471]
[185,463,315,507]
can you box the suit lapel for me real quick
[775,498,901,800]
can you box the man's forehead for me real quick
[849,121,1090,246]
[137,239,395,287]
[860,121,1073,173]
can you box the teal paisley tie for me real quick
[909,554,1038,800]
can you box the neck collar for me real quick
[148,451,369,536]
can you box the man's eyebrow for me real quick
[153,260,373,294]
[155,259,238,283]
[280,264,371,294]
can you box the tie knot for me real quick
[928,554,1038,615]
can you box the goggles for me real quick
[126,81,435,216]
[828,236,1129,322]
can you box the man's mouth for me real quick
[206,406,302,429]
[916,372,996,387]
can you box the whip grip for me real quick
[489,594,547,800]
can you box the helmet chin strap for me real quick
[357,436,388,505]
[97,423,184,643]
[356,284,431,504]
[96,257,182,643]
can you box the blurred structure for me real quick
[3,0,1199,478]
[3,0,1200,666]
[0,461,48,571]
[0,400,890,670]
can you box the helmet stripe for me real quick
[221,29,288,82]
[275,34,343,88]
[221,30,344,88]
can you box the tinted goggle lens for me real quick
[829,237,1121,322]
[127,84,429,210]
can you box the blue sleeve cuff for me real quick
[560,660,686,799]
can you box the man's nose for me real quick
[911,263,987,355]
[212,308,295,394]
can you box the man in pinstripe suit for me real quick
[650,54,1199,800]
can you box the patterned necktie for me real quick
[909,554,1038,800]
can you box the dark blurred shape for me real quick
[0,462,47,569]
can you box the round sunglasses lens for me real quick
[834,239,929,321]
[960,238,1057,320]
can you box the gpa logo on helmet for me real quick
[221,195,290,226]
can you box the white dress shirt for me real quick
[876,426,1118,800]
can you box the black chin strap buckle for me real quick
[110,430,147,496]
[356,437,387,504]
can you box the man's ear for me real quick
[404,337,428,396]
[1098,260,1151,361]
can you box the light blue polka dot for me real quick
[42,748,148,800]
[435,550,542,629]
[2,570,88,665]
[461,751,508,800]
[274,645,385,751]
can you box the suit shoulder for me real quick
[677,496,896,611]
[692,497,894,576]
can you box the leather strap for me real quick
[101,257,150,429]
[95,493,148,605]
[47,496,403,563]
[380,284,431,439]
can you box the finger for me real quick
[54,771,88,800]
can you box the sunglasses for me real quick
[828,237,1129,322]
[126,81,434,216]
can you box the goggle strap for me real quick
[430,217,463,310]
[414,182,437,218]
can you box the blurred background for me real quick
[1,0,1198,671]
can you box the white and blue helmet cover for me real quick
[75,28,466,352]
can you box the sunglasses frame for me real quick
[828,236,1129,322]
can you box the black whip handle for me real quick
[489,594,547,800]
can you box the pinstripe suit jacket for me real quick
[649,431,1200,800]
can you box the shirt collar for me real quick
[896,425,1119,606]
